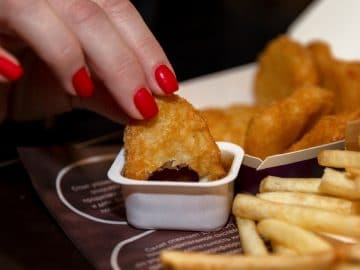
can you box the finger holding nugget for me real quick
[123,95,225,181]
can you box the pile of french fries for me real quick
[161,138,360,269]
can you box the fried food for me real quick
[254,36,318,106]
[201,105,261,147]
[160,250,334,270]
[123,95,225,181]
[318,150,360,169]
[320,168,360,200]
[309,41,360,113]
[257,192,360,215]
[236,217,268,255]
[287,110,360,152]
[257,219,332,254]
[259,176,321,193]
[244,86,334,159]
[232,194,360,238]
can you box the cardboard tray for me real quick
[178,0,360,192]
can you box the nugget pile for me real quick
[201,36,360,159]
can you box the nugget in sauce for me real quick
[123,95,225,181]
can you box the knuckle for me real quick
[134,33,157,54]
[66,0,102,25]
[98,0,133,17]
[1,0,36,18]
[111,54,138,78]
[50,39,80,68]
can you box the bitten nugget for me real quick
[309,41,360,113]
[245,86,334,159]
[201,105,261,147]
[254,36,318,106]
[123,95,225,181]
[287,110,360,152]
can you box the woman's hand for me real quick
[0,0,178,122]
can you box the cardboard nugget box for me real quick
[179,0,360,193]
[178,0,360,193]
[178,64,343,194]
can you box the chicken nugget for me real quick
[254,35,318,106]
[308,41,360,113]
[201,105,261,147]
[287,110,360,152]
[244,86,334,159]
[123,95,225,181]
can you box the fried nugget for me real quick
[287,110,360,152]
[254,35,318,106]
[244,86,334,159]
[308,41,360,113]
[123,95,225,181]
[201,105,261,147]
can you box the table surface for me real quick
[0,1,313,269]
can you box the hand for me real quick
[0,0,179,122]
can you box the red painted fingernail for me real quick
[72,67,94,97]
[155,65,178,94]
[134,88,158,119]
[0,56,23,81]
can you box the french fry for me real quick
[335,244,360,263]
[346,167,360,179]
[236,217,268,255]
[259,176,321,193]
[232,194,360,238]
[257,219,332,254]
[346,167,360,191]
[271,242,297,255]
[257,192,360,215]
[320,168,360,200]
[160,250,334,270]
[332,262,360,270]
[318,150,360,168]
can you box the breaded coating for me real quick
[287,110,360,152]
[308,41,360,113]
[201,105,262,147]
[123,95,225,181]
[254,36,318,106]
[244,86,334,159]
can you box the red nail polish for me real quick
[72,67,94,97]
[134,88,158,119]
[155,65,178,94]
[0,56,23,81]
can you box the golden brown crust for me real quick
[201,105,262,147]
[254,35,318,106]
[287,110,360,152]
[244,86,335,159]
[123,95,225,181]
[308,41,360,113]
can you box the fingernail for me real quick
[134,88,158,119]
[155,64,178,94]
[72,67,94,97]
[0,56,23,81]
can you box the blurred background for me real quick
[136,0,314,80]
[1,0,315,151]
[0,1,315,269]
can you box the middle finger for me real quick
[48,0,158,120]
